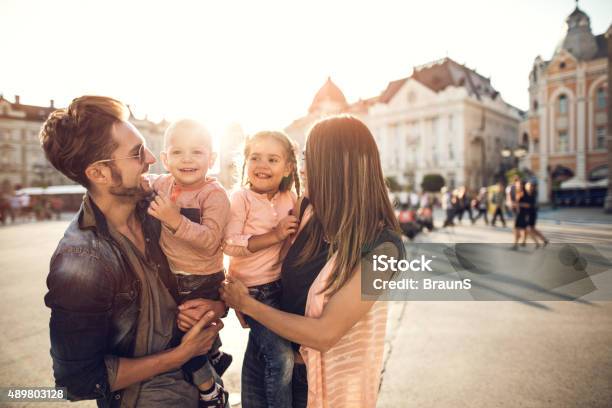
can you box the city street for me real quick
[0,211,611,407]
[378,212,612,408]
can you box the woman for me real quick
[512,180,529,250]
[182,116,404,407]
[521,181,549,248]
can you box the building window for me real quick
[533,100,538,111]
[596,127,606,150]
[448,115,453,131]
[596,88,607,109]
[558,94,568,114]
[558,131,569,153]
[560,61,566,69]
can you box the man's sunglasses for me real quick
[92,144,146,166]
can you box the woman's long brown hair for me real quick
[294,115,400,296]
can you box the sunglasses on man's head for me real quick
[93,144,146,166]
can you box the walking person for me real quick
[441,186,455,228]
[491,181,507,228]
[409,190,420,210]
[521,181,549,248]
[0,191,9,225]
[454,187,465,223]
[8,192,21,223]
[471,187,489,225]
[506,176,520,219]
[461,187,474,223]
[512,180,529,250]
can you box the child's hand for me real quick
[148,193,182,231]
[140,174,154,194]
[274,214,299,241]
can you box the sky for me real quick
[1,0,611,139]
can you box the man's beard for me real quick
[108,163,149,200]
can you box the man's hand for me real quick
[147,193,182,231]
[274,214,299,241]
[177,298,227,332]
[178,311,224,360]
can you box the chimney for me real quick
[14,95,20,105]
[49,99,55,108]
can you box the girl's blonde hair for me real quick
[240,130,300,195]
[295,115,399,296]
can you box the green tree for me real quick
[421,174,445,192]
[385,176,402,192]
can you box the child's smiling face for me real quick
[162,131,215,186]
[246,136,291,196]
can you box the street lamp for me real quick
[501,145,527,166]
[513,146,528,159]
[498,145,528,183]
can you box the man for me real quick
[41,96,227,407]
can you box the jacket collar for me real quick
[78,194,152,239]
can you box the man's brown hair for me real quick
[39,95,129,187]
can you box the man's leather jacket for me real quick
[44,196,179,407]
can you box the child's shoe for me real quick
[210,351,233,377]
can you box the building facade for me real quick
[287,59,521,192]
[286,77,372,149]
[0,95,167,191]
[523,5,610,202]
[367,58,521,191]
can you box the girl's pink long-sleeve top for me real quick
[224,187,296,287]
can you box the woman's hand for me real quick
[220,276,250,312]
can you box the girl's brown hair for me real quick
[240,130,300,195]
[295,115,400,296]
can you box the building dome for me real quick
[557,4,598,60]
[308,77,348,114]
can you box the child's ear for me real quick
[160,151,170,172]
[283,161,293,177]
[208,152,217,169]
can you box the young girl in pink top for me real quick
[223,130,300,408]
[219,116,404,408]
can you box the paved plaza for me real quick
[0,210,611,407]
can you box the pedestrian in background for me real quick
[512,181,529,250]
[471,187,489,225]
[521,181,549,248]
[9,192,21,223]
[409,191,420,210]
[441,186,455,227]
[506,176,520,218]
[491,181,507,227]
